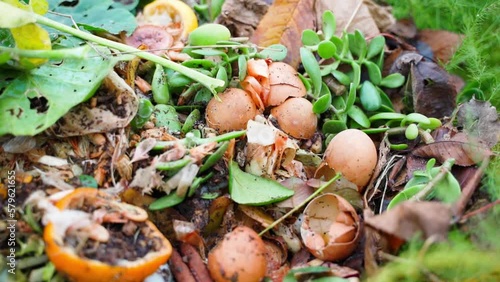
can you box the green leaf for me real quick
[258,44,287,61]
[301,29,321,46]
[0,46,116,136]
[401,113,430,126]
[351,61,361,88]
[181,109,201,134]
[322,11,336,40]
[238,55,247,81]
[229,161,294,206]
[344,82,357,112]
[331,70,351,86]
[79,175,98,188]
[152,64,170,104]
[154,104,182,132]
[322,119,347,134]
[380,73,405,88]
[313,92,332,114]
[405,123,419,140]
[199,141,229,173]
[360,80,382,111]
[300,47,322,97]
[369,112,406,122]
[347,105,371,128]
[366,35,385,59]
[317,40,337,59]
[364,60,382,85]
[330,35,343,55]
[387,185,424,210]
[47,0,137,35]
[284,266,332,282]
[149,192,185,210]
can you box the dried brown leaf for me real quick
[457,98,500,148]
[418,29,463,64]
[364,201,451,242]
[216,0,271,38]
[315,0,380,38]
[410,61,457,118]
[412,141,492,166]
[251,0,316,68]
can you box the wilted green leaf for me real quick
[229,161,294,206]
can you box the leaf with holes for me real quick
[47,0,136,35]
[0,46,117,136]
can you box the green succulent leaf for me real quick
[300,47,322,97]
[317,40,337,59]
[302,29,321,46]
[367,35,385,59]
[380,73,405,88]
[347,105,371,128]
[258,44,287,61]
[360,80,382,111]
[322,10,336,40]
[364,60,382,85]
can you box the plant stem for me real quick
[410,158,455,201]
[153,130,246,150]
[0,45,89,59]
[258,173,342,236]
[32,13,224,93]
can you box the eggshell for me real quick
[270,98,317,139]
[208,226,267,282]
[205,88,257,133]
[267,62,306,107]
[324,129,377,190]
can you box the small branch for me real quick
[452,156,490,220]
[258,173,342,236]
[461,199,500,222]
[410,159,455,201]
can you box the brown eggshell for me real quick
[267,62,306,107]
[270,98,317,139]
[205,88,257,133]
[208,226,267,282]
[300,193,360,261]
[324,129,377,190]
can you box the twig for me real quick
[344,0,365,32]
[258,173,342,236]
[461,199,500,221]
[410,159,455,201]
[452,156,490,220]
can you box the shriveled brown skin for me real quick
[206,88,258,133]
[208,226,267,282]
[271,97,317,139]
[169,249,196,282]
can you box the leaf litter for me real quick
[0,0,499,281]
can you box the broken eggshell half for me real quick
[300,193,360,261]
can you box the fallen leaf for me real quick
[49,71,138,137]
[364,201,451,242]
[385,18,417,39]
[362,0,395,31]
[215,0,271,38]
[412,141,492,166]
[457,98,500,148]
[129,165,164,195]
[130,138,156,163]
[411,61,457,118]
[315,0,380,38]
[251,0,316,68]
[418,29,463,64]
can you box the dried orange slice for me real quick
[142,0,198,39]
[43,188,172,282]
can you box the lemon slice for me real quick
[143,0,198,39]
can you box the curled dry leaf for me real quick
[457,98,500,148]
[251,0,316,68]
[301,193,360,261]
[418,29,463,64]
[216,0,271,38]
[411,141,492,166]
[49,71,139,137]
[130,138,156,163]
[173,220,204,248]
[364,201,451,243]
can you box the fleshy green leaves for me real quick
[0,46,117,136]
[229,161,294,206]
[47,0,137,35]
